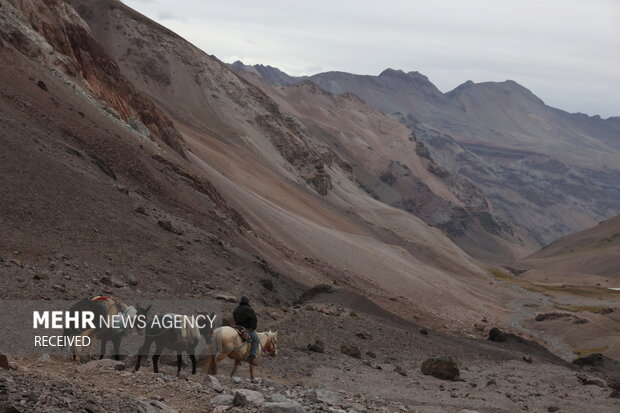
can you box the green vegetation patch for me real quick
[490,268,620,299]
[554,304,611,313]
[572,346,609,357]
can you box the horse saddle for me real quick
[233,325,251,342]
[90,295,124,313]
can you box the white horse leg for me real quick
[250,362,256,381]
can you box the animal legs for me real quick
[112,336,121,361]
[99,339,107,360]
[189,353,196,375]
[230,359,240,377]
[176,352,183,376]
[77,328,95,362]
[135,337,153,372]
[250,362,255,381]
[152,341,164,374]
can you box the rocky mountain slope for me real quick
[232,72,525,262]
[64,0,526,329]
[231,60,303,86]
[1,0,619,411]
[520,214,620,280]
[235,65,620,246]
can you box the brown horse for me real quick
[202,326,277,380]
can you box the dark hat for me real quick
[240,296,250,305]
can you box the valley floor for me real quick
[1,298,619,413]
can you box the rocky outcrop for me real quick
[240,72,521,260]
[420,356,461,380]
[0,0,186,158]
[307,340,325,353]
[242,63,620,246]
[340,344,362,359]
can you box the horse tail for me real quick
[205,354,217,375]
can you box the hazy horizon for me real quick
[122,0,619,118]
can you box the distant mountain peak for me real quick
[379,68,431,83]
[379,68,404,76]
[228,60,302,85]
[447,79,543,105]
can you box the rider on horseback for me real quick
[233,296,259,365]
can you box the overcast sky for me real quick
[123,0,619,117]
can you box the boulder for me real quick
[340,345,361,359]
[235,389,264,404]
[127,274,139,286]
[204,375,224,393]
[421,356,460,381]
[307,340,325,353]
[377,364,395,372]
[158,219,173,232]
[233,392,248,407]
[211,394,234,405]
[306,388,342,406]
[0,355,9,369]
[395,365,408,376]
[488,327,506,342]
[262,401,306,413]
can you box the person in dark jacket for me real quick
[233,296,259,364]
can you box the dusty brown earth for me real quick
[2,300,620,412]
[1,0,619,412]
